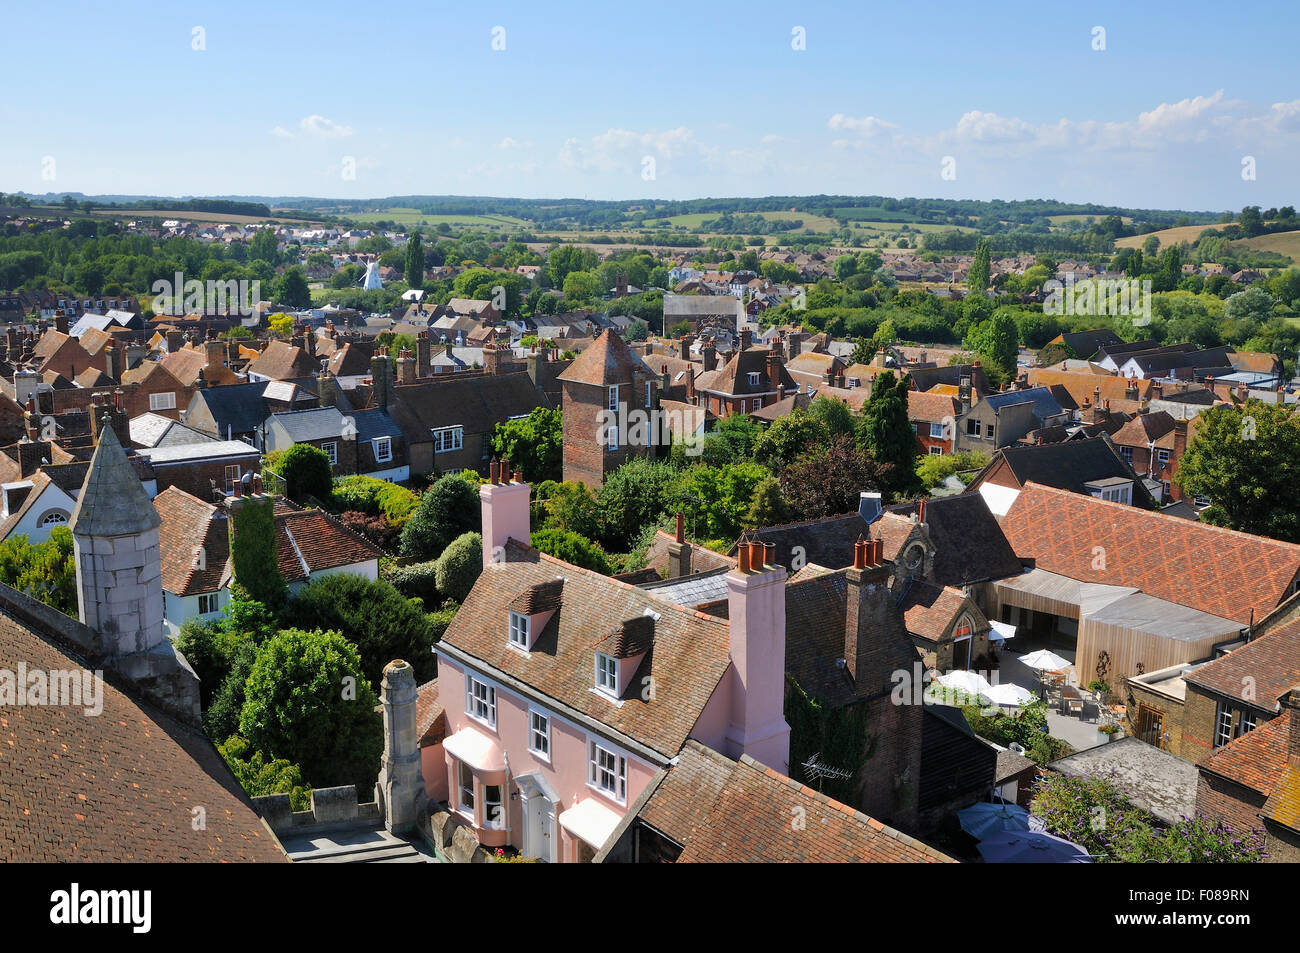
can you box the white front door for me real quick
[518,775,557,862]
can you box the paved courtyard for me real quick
[993,646,1107,752]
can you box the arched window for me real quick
[38,510,69,527]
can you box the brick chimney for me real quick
[205,336,225,371]
[89,392,129,446]
[845,537,922,827]
[483,342,505,376]
[104,340,125,383]
[702,342,717,372]
[165,329,184,353]
[479,461,530,569]
[667,512,691,578]
[370,347,391,411]
[679,334,695,360]
[55,311,69,335]
[317,366,339,408]
[724,539,790,773]
[739,328,753,351]
[765,349,781,389]
[788,333,802,359]
[396,347,416,385]
[686,365,696,402]
[415,331,431,378]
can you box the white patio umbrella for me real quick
[977,829,1092,863]
[1019,649,1071,672]
[989,621,1016,643]
[936,670,992,696]
[957,801,1030,840]
[983,682,1036,707]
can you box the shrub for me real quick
[400,472,481,560]
[339,510,401,550]
[218,735,311,811]
[387,559,441,604]
[435,532,483,603]
[0,527,76,616]
[331,475,386,515]
[239,628,384,794]
[203,637,257,743]
[280,573,439,686]
[280,443,334,503]
[530,528,611,574]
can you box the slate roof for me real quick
[137,440,258,465]
[269,406,347,443]
[738,512,867,571]
[783,569,856,708]
[988,436,1157,505]
[979,386,1066,423]
[999,483,1300,626]
[1050,737,1198,824]
[438,541,732,759]
[880,492,1024,587]
[68,427,161,537]
[641,529,732,578]
[387,371,548,445]
[633,741,953,863]
[0,596,286,861]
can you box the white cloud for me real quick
[270,125,293,139]
[559,127,715,175]
[827,114,898,137]
[497,137,534,151]
[299,115,354,139]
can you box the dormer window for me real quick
[595,652,618,696]
[747,371,761,387]
[508,611,530,650]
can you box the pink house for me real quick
[418,461,791,862]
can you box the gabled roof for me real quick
[387,371,548,444]
[153,485,229,595]
[439,542,732,758]
[907,390,960,423]
[556,328,656,388]
[160,347,239,387]
[999,483,1300,626]
[979,386,1065,422]
[246,340,317,381]
[988,436,1157,506]
[1185,609,1300,710]
[695,346,797,397]
[269,406,347,443]
[632,740,952,862]
[1109,411,1177,446]
[626,738,946,868]
[898,580,974,642]
[0,600,286,861]
[881,493,1023,587]
[1197,710,1292,798]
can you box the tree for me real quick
[671,462,772,542]
[1223,286,1277,325]
[275,267,311,309]
[698,414,763,467]
[530,528,612,574]
[239,628,383,794]
[0,527,76,616]
[857,371,921,496]
[754,411,830,470]
[250,227,279,266]
[405,230,424,289]
[963,311,1019,386]
[279,443,333,503]
[780,434,892,520]
[280,573,441,686]
[562,270,600,302]
[540,480,600,538]
[744,476,791,529]
[491,407,562,484]
[1174,400,1300,542]
[595,458,680,551]
[267,311,294,338]
[435,531,484,602]
[400,472,481,560]
[967,239,991,294]
[808,394,856,438]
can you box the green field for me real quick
[349,208,531,229]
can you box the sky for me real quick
[3,0,1298,211]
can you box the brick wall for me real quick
[857,694,923,833]
[150,453,261,500]
[1195,771,1266,836]
[1125,679,1188,759]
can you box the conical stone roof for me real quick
[70,425,162,537]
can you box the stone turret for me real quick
[376,659,429,836]
[70,426,199,720]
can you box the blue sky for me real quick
[3,0,1297,210]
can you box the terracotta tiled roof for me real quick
[556,328,656,388]
[246,340,317,381]
[439,542,732,758]
[275,508,384,582]
[1198,711,1292,797]
[907,390,960,423]
[637,741,953,862]
[154,486,230,595]
[1185,611,1300,708]
[1110,411,1176,446]
[415,679,446,747]
[898,581,971,642]
[1000,483,1300,625]
[641,529,732,578]
[160,347,239,387]
[0,601,286,861]
[1025,368,1153,408]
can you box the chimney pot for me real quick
[675,512,685,544]
[737,543,751,574]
